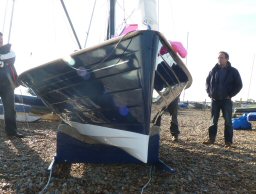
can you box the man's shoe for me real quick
[7,132,24,138]
[225,142,232,148]
[203,139,215,145]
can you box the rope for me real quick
[38,165,53,194]
[140,165,153,194]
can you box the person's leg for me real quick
[222,99,233,145]
[207,100,221,143]
[155,115,162,127]
[167,97,180,138]
[2,86,17,135]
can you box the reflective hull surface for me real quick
[19,30,192,163]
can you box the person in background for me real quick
[154,61,184,142]
[0,32,24,138]
[167,96,180,141]
[204,51,242,147]
[155,96,180,142]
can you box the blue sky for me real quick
[1,0,256,102]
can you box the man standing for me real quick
[0,32,24,138]
[204,51,242,147]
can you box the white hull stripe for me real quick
[70,122,149,163]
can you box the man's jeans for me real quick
[0,85,17,135]
[209,99,233,143]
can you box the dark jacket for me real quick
[206,62,242,100]
[0,44,18,89]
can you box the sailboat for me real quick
[14,94,51,114]
[18,0,192,169]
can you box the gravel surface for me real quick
[0,109,255,193]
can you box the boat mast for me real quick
[247,54,255,101]
[182,32,189,102]
[107,0,116,40]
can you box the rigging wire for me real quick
[2,0,9,33]
[7,0,15,43]
[38,163,54,194]
[115,4,136,34]
[140,165,153,194]
[123,0,126,21]
[115,0,145,33]
[60,0,82,49]
[84,0,97,48]
[114,0,127,33]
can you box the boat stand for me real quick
[155,160,176,174]
[48,123,176,175]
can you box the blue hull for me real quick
[14,94,51,114]
[18,30,192,164]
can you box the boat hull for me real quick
[0,103,41,122]
[14,94,51,114]
[19,30,192,163]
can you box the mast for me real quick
[247,54,255,101]
[107,0,116,40]
[182,32,189,102]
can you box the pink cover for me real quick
[159,46,168,56]
[159,41,187,58]
[120,24,138,36]
[170,41,187,58]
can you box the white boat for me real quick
[0,103,40,122]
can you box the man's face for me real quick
[0,35,3,47]
[218,53,228,66]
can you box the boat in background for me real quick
[14,94,51,114]
[0,94,55,122]
[18,0,192,170]
[0,103,41,122]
